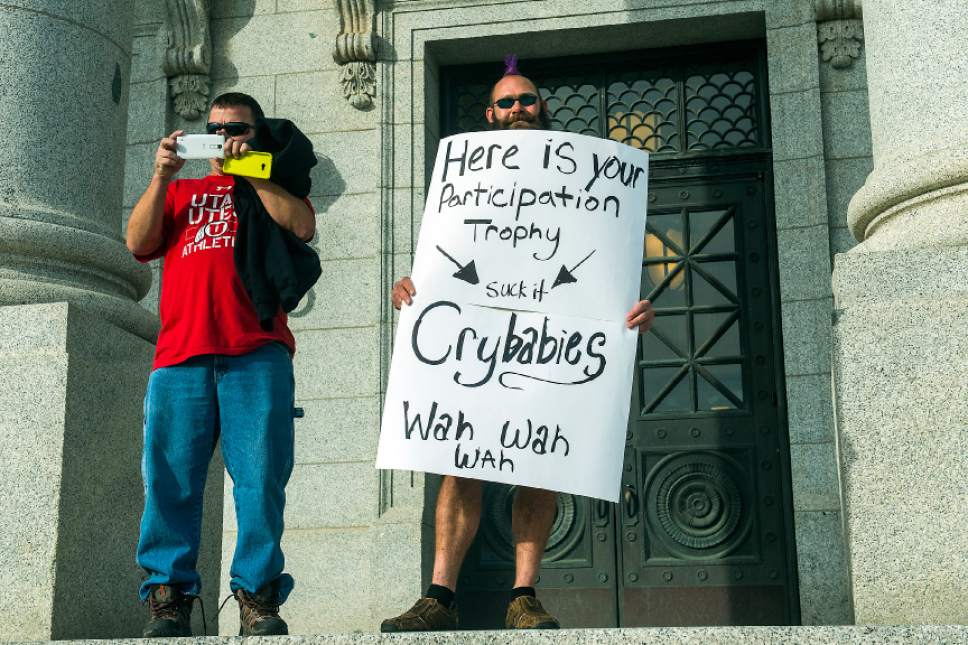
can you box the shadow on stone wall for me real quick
[287,153,345,321]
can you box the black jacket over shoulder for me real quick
[233,118,321,330]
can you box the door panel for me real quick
[621,586,788,626]
[619,171,796,626]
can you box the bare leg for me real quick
[430,475,483,590]
[511,486,557,588]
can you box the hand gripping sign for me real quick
[377,130,648,501]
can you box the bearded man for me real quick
[380,59,655,632]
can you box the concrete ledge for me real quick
[14,625,968,644]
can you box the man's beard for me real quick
[492,110,549,130]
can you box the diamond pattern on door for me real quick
[639,204,744,415]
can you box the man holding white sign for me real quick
[379,59,654,632]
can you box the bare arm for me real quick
[126,130,184,255]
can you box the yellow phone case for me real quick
[222,151,273,179]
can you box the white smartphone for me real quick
[175,134,225,159]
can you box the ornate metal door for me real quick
[441,41,799,628]
[621,163,797,625]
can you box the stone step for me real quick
[17,625,968,644]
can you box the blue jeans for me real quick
[136,343,295,603]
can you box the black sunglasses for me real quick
[494,93,539,109]
[205,121,253,137]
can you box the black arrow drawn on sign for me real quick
[552,249,597,289]
[436,245,480,285]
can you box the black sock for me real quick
[425,584,455,608]
[511,586,536,600]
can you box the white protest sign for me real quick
[377,130,648,502]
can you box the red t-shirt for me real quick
[137,174,300,369]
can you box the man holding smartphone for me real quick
[380,62,655,632]
[127,92,314,637]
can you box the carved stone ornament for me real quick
[818,20,864,69]
[162,0,212,120]
[333,0,376,110]
[814,0,864,69]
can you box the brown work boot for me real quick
[505,595,560,629]
[142,585,193,637]
[234,584,288,636]
[380,597,458,632]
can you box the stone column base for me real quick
[0,302,219,640]
[832,247,968,624]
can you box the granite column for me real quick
[831,0,968,624]
[0,2,158,639]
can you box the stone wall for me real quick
[766,9,864,625]
[819,41,872,262]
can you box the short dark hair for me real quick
[210,92,265,121]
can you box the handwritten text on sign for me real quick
[377,130,648,501]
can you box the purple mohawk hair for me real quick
[503,54,521,76]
